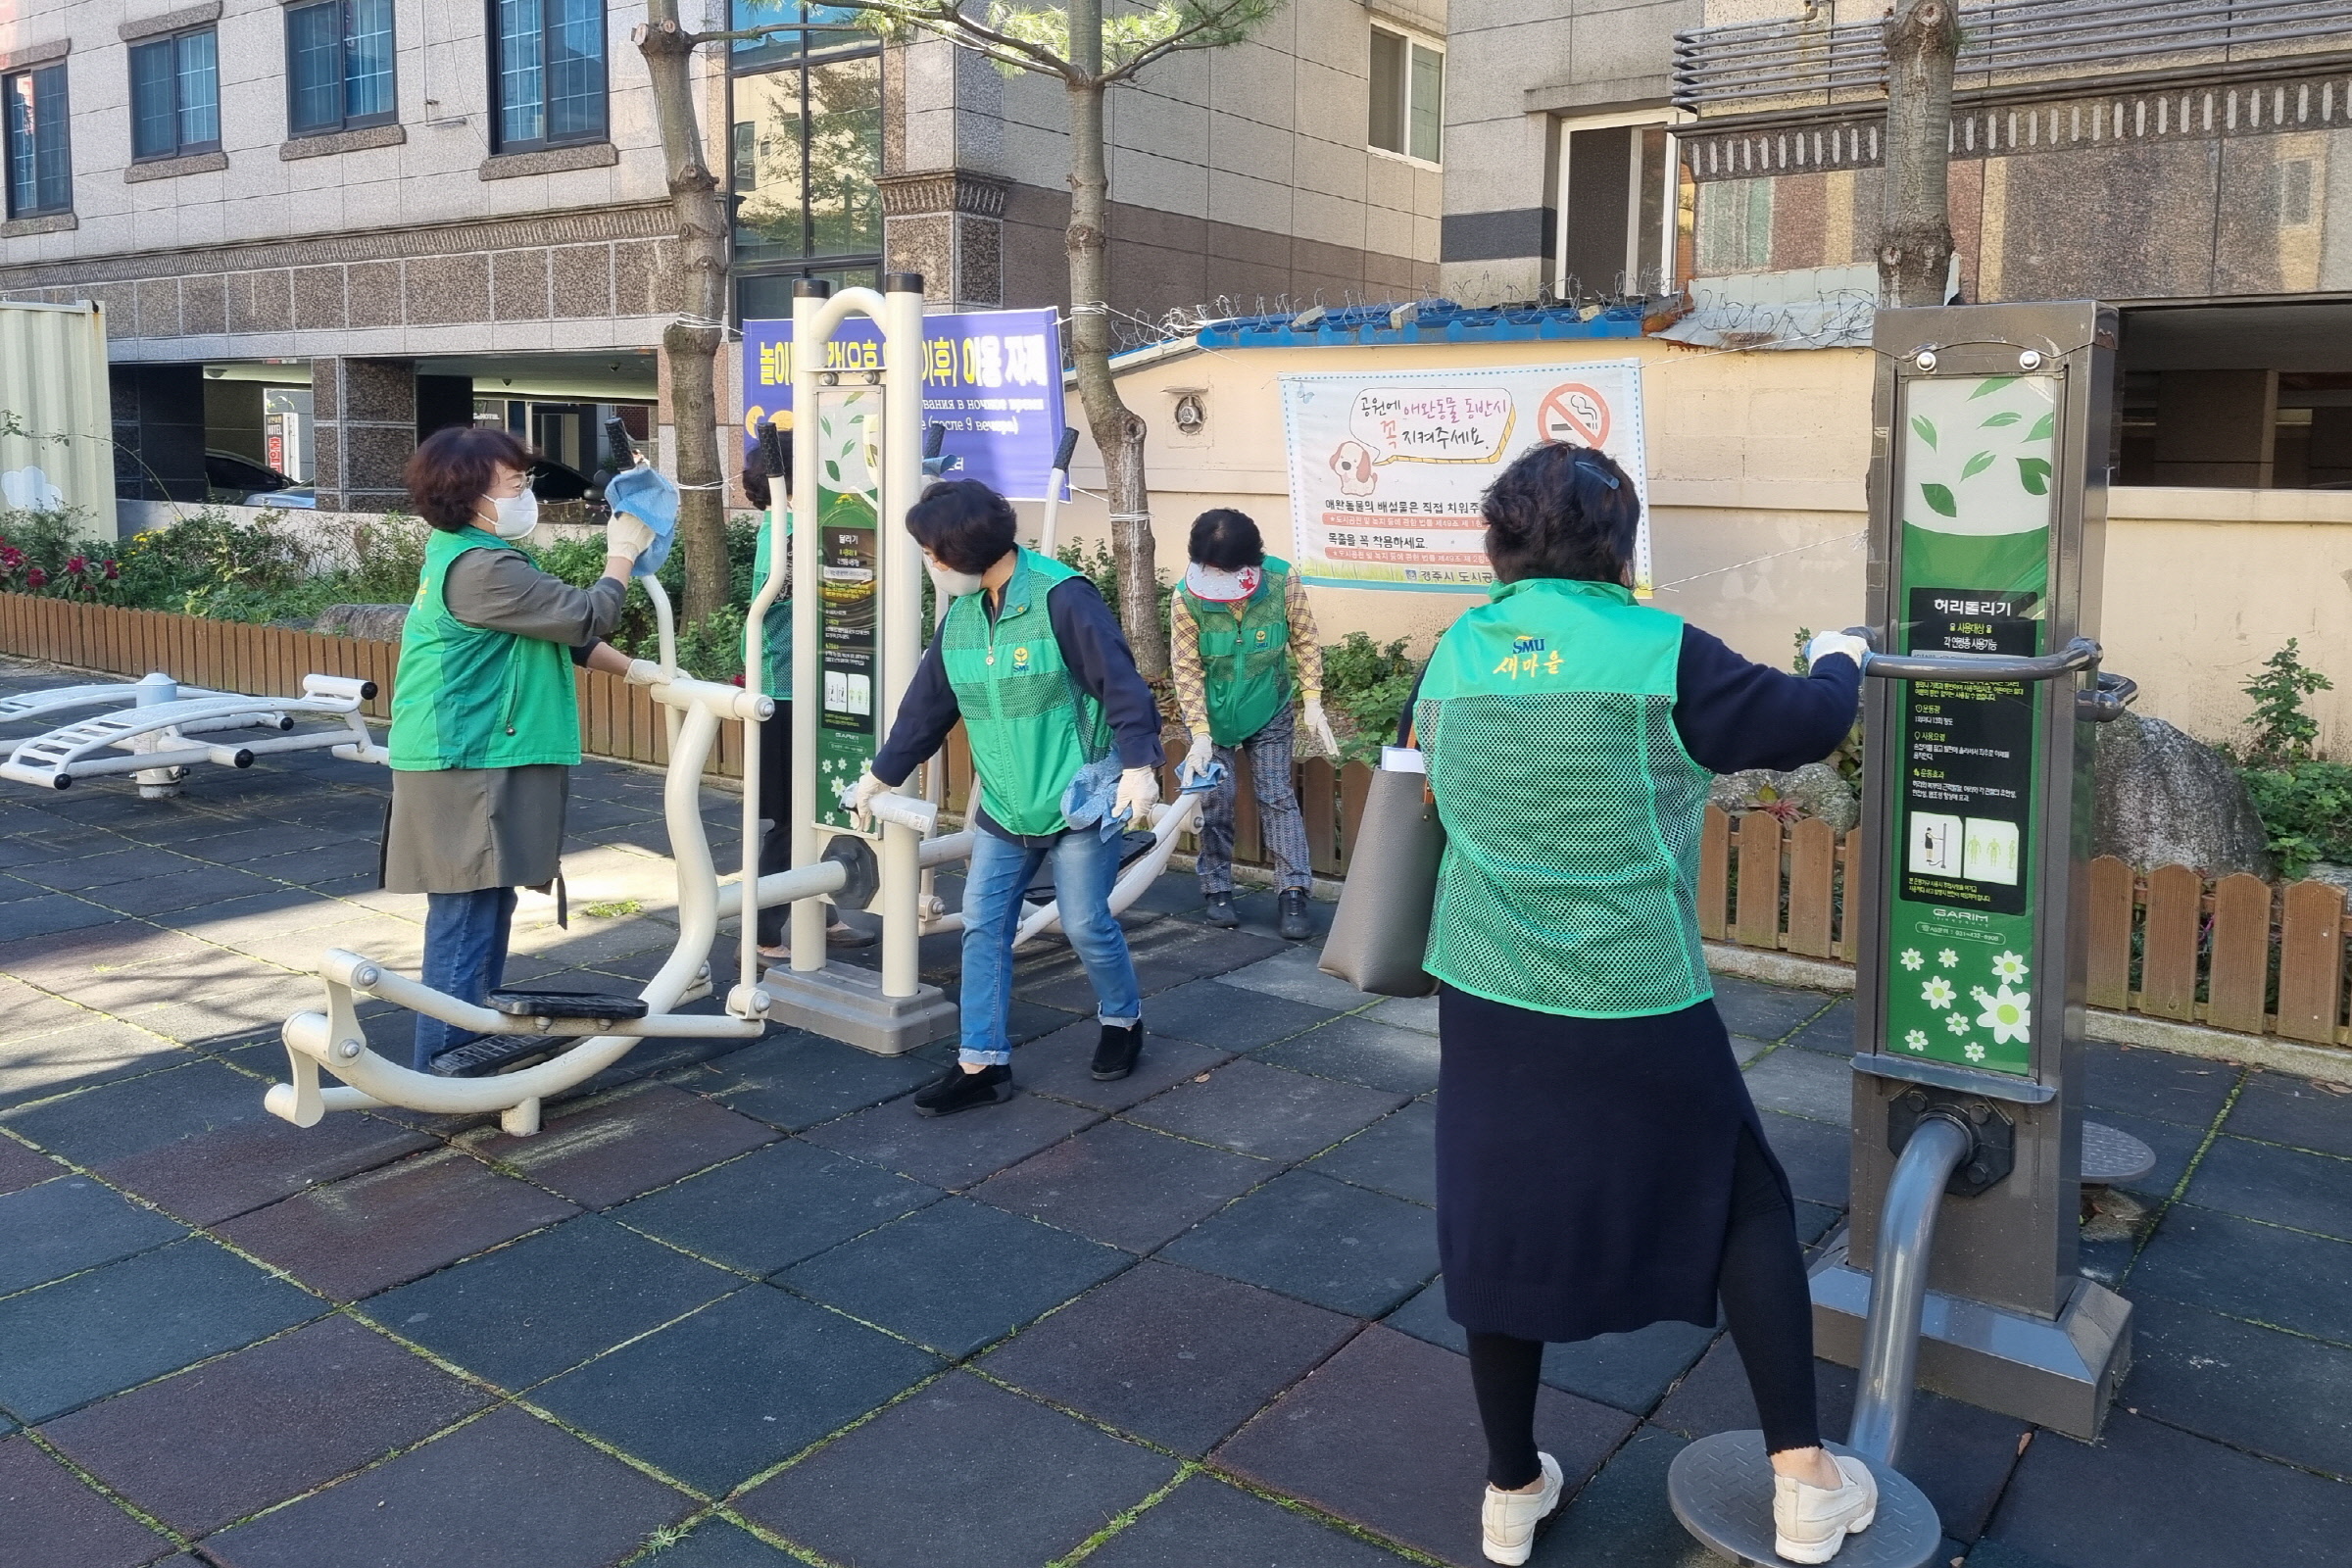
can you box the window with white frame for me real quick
[1368,24,1442,166]
[1555,116,1680,301]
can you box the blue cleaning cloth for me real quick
[1059,755,1128,841]
[603,465,679,577]
[1177,759,1228,795]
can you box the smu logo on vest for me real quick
[1252,627,1271,646]
[1511,636,1547,654]
[1011,646,1032,671]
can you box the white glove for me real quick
[1115,765,1159,824]
[1302,695,1340,757]
[1805,629,1871,671]
[1184,731,1213,774]
[623,659,663,686]
[606,513,658,568]
[840,768,889,825]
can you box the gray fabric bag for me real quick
[1318,755,1444,998]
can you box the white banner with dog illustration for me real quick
[1278,361,1650,595]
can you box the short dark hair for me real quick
[741,423,793,510]
[405,425,535,531]
[1188,509,1263,570]
[905,479,1018,572]
[1480,443,1641,584]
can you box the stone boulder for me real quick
[316,603,410,642]
[1709,761,1861,833]
[2093,711,2272,875]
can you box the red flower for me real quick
[64,555,86,576]
[103,560,120,580]
[24,565,47,588]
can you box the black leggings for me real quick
[755,703,793,947]
[1469,1124,1820,1489]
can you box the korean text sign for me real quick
[742,307,1067,501]
[1278,362,1650,594]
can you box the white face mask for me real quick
[926,560,986,600]
[487,489,539,540]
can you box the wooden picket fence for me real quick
[4,596,2347,1049]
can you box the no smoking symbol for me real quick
[1538,383,1610,448]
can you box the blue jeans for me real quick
[959,827,1139,1066]
[414,888,518,1070]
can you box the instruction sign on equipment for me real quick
[1277,362,1650,594]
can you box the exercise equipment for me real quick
[0,670,384,797]
[271,271,1200,1130]
[1672,302,2133,1565]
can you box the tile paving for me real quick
[0,655,2349,1564]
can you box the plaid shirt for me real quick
[1169,568,1324,738]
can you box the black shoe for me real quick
[1278,889,1315,941]
[913,1063,1014,1116]
[1203,891,1240,928]
[1091,1020,1145,1081]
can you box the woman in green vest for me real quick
[845,480,1166,1115]
[383,425,654,1074]
[1170,508,1339,941]
[1413,443,1873,1565]
[739,435,868,957]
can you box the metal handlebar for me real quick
[2077,670,2137,723]
[1860,635,2101,684]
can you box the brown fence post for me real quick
[2277,880,2349,1045]
[2140,863,2204,1021]
[1301,757,1341,876]
[1732,811,1785,950]
[1699,806,1731,942]
[2205,872,2274,1035]
[2085,856,2134,1010]
[1786,817,1837,957]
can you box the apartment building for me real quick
[0,0,1444,519]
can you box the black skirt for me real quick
[1435,984,1791,1344]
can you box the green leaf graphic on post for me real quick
[2017,458,2052,495]
[1962,451,1997,480]
[2028,413,2055,442]
[1911,415,1938,450]
[1969,376,2020,400]
[1922,482,1958,517]
[1981,411,2021,427]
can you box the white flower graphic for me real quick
[1922,976,1956,1009]
[1903,1029,1930,1053]
[1992,951,2030,982]
[1937,949,1961,969]
[1965,1042,1986,1062]
[1900,949,1925,971]
[1977,984,2032,1045]
[1945,1013,1971,1035]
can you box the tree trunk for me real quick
[1878,0,1960,309]
[1062,12,1167,677]
[637,8,732,624]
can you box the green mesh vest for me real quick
[1180,557,1293,746]
[751,514,793,702]
[940,548,1111,836]
[388,527,582,771]
[1416,577,1713,1018]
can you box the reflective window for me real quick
[495,0,607,152]
[129,28,220,161]
[287,0,397,136]
[1368,24,1442,166]
[730,15,882,318]
[4,65,71,217]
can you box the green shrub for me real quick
[2240,638,2332,767]
[2240,761,2352,879]
[1321,631,1421,762]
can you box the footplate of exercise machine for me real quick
[428,990,655,1077]
[1668,1434,1940,1568]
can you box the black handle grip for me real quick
[757,421,786,473]
[924,422,947,459]
[603,416,634,470]
[1054,426,1080,472]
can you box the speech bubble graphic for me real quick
[1347,387,1517,464]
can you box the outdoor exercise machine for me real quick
[1671,302,2136,1566]
[0,670,383,797]
[271,272,1201,1133]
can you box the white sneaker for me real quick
[1772,1453,1879,1564]
[1481,1451,1563,1566]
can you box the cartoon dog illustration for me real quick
[1330,439,1377,496]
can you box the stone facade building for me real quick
[0,0,1444,519]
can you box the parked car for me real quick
[205,450,297,505]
